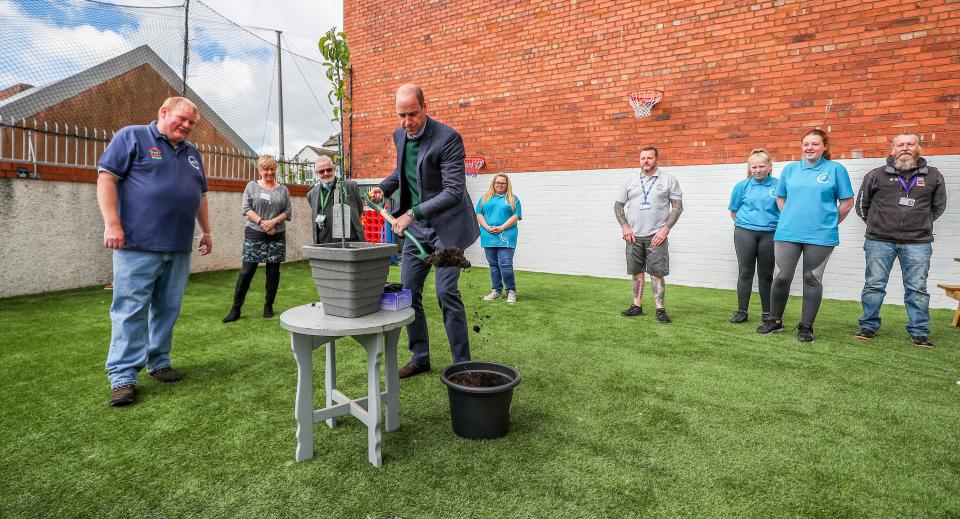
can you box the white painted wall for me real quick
[461,155,960,309]
[0,178,313,299]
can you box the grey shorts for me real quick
[626,237,669,277]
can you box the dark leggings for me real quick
[230,262,280,310]
[733,227,775,313]
[770,241,834,325]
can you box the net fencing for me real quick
[0,0,341,183]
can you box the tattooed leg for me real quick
[632,273,645,307]
[652,276,665,309]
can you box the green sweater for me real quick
[403,138,424,219]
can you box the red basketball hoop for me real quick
[626,90,664,119]
[464,156,485,177]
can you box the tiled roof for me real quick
[0,45,254,154]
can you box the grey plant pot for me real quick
[302,242,397,318]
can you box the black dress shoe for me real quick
[263,305,275,318]
[222,308,241,323]
[398,361,431,379]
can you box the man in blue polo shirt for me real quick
[97,97,212,406]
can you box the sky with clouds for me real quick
[0,0,345,156]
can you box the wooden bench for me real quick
[937,284,960,327]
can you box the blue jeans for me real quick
[105,249,193,388]
[401,222,470,366]
[484,247,516,292]
[858,239,932,336]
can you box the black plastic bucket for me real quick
[440,361,521,440]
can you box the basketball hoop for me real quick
[626,90,664,119]
[464,156,485,178]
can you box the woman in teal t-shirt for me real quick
[476,174,523,304]
[728,148,779,324]
[756,129,854,343]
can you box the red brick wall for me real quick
[344,0,960,177]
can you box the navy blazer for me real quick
[379,117,480,251]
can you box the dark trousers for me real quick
[231,262,280,311]
[401,222,470,365]
[733,228,775,313]
[770,241,834,325]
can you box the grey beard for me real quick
[894,154,917,171]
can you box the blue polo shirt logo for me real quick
[768,188,777,198]
[148,147,162,160]
[188,156,200,170]
[816,173,830,183]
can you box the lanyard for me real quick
[318,186,331,209]
[896,176,918,196]
[639,175,658,204]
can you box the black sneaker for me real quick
[910,336,934,349]
[796,323,814,343]
[756,319,784,334]
[729,310,748,323]
[760,312,771,322]
[656,308,671,323]
[855,327,877,340]
[621,304,644,317]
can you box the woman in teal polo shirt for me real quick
[756,129,854,342]
[476,174,523,304]
[728,148,779,324]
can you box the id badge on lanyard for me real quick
[638,175,657,210]
[897,176,918,207]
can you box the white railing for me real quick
[0,115,316,185]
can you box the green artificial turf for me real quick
[1,262,958,518]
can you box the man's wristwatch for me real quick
[405,209,415,219]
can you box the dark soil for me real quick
[450,371,510,388]
[427,246,471,268]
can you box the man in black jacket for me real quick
[307,155,366,244]
[854,133,947,348]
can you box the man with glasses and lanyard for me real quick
[614,146,684,323]
[307,155,366,244]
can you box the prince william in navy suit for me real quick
[368,84,480,378]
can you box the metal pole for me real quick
[276,30,285,162]
[347,64,353,179]
[181,0,190,94]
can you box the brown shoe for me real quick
[149,367,183,383]
[109,384,136,406]
[398,361,431,379]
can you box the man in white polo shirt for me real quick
[614,146,684,323]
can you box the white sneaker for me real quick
[506,290,517,304]
[483,290,501,301]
